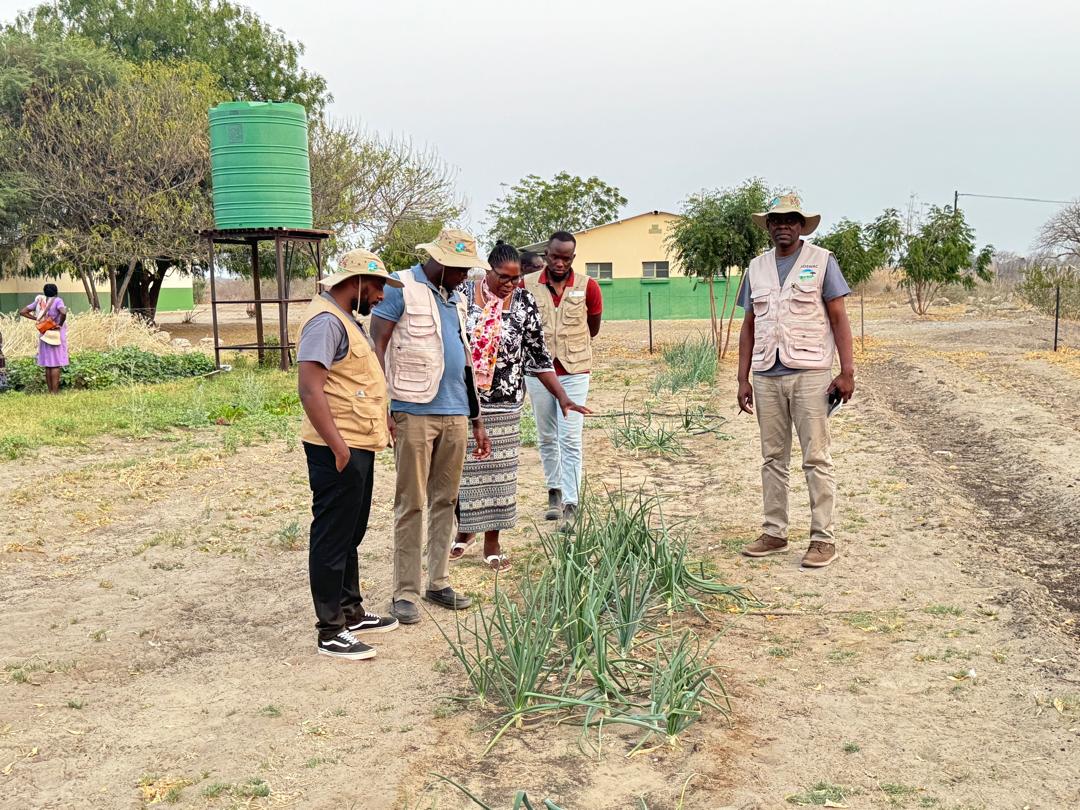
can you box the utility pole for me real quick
[954,189,959,212]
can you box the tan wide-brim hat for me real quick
[416,228,490,270]
[752,193,821,236]
[319,248,404,290]
[40,329,62,346]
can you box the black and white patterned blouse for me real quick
[464,285,554,412]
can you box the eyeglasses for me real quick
[490,268,521,285]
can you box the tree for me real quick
[484,172,627,247]
[353,135,463,253]
[379,218,446,272]
[1036,201,1080,263]
[309,119,462,254]
[10,0,329,112]
[665,179,771,354]
[0,32,125,266]
[815,209,901,347]
[7,61,221,319]
[897,205,992,315]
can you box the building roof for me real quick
[521,210,679,251]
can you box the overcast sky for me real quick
[3,0,1078,252]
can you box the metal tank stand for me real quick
[201,227,332,371]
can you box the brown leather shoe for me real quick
[742,534,790,557]
[801,541,838,568]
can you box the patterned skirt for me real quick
[458,409,521,533]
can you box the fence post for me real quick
[643,291,652,354]
[1053,282,1061,352]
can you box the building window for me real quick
[586,262,612,280]
[642,261,669,279]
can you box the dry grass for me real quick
[1026,346,1080,376]
[0,311,177,360]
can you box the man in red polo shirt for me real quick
[524,231,603,531]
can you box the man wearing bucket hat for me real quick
[371,228,491,625]
[297,248,403,660]
[736,194,855,569]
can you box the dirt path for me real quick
[2,312,1078,809]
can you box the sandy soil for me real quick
[2,303,1078,809]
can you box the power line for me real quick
[957,192,1073,205]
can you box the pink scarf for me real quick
[470,280,506,391]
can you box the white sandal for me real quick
[449,538,475,562]
[484,554,511,572]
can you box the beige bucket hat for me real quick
[752,193,821,236]
[40,329,62,346]
[319,248,403,289]
[416,228,490,270]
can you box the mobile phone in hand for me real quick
[827,388,843,417]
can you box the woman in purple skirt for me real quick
[19,283,69,393]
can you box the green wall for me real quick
[597,277,743,321]
[1,287,193,316]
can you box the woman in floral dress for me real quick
[450,243,589,571]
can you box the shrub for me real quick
[1018,264,1080,319]
[3,347,215,393]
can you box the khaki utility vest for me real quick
[526,271,593,374]
[385,268,481,416]
[299,295,389,451]
[747,242,836,372]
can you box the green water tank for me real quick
[209,101,313,230]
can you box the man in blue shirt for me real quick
[371,228,491,625]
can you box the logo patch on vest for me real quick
[798,268,816,282]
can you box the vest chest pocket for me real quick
[788,282,820,316]
[560,296,587,324]
[404,302,438,337]
[751,291,771,317]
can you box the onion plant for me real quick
[436,482,753,754]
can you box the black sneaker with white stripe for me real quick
[317,630,376,660]
[347,611,399,634]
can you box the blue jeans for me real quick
[525,373,590,506]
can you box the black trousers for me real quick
[305,442,374,641]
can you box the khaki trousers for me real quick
[392,413,468,603]
[753,370,836,543]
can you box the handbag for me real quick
[37,317,58,334]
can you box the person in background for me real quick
[449,242,590,571]
[0,327,8,392]
[371,228,491,626]
[297,249,403,660]
[736,194,855,569]
[520,249,546,278]
[524,231,603,532]
[18,283,68,394]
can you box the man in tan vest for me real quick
[297,249,403,660]
[736,195,855,569]
[371,228,491,626]
[524,230,603,532]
